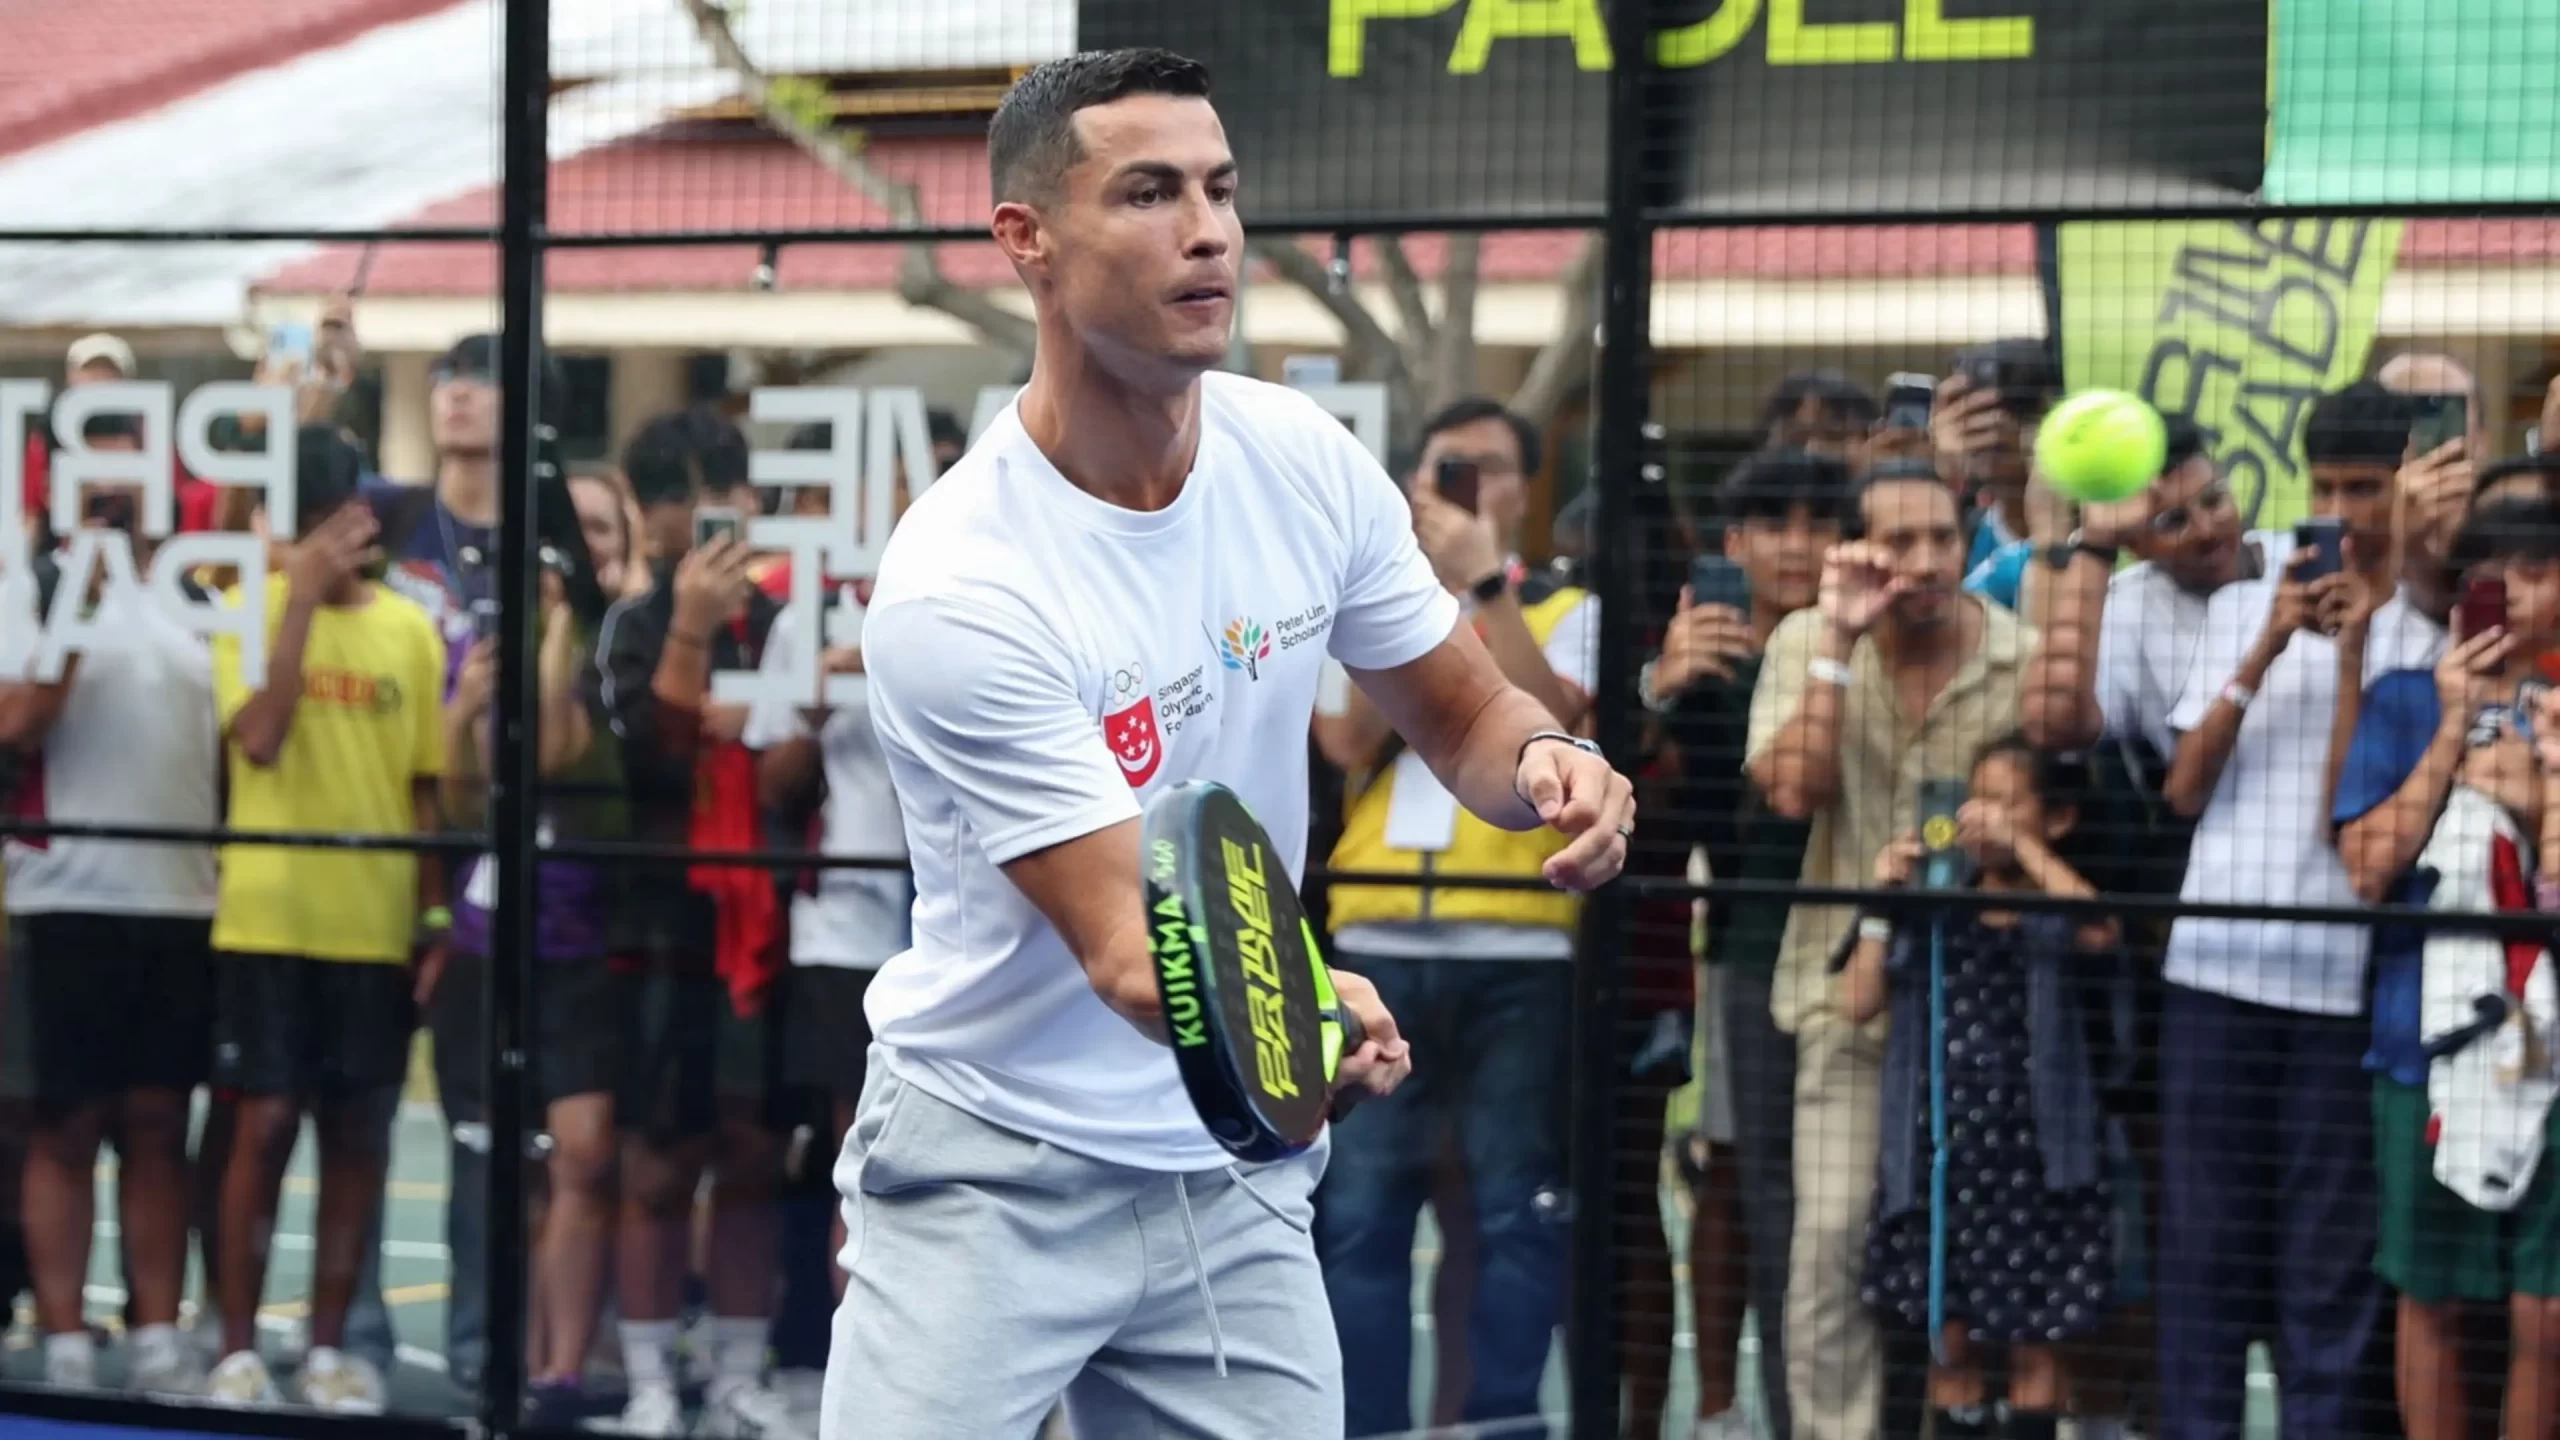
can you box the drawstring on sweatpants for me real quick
[1172,1173,1228,1377]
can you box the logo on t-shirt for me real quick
[1215,617,1272,681]
[1103,661,1163,788]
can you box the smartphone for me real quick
[2294,516,2347,582]
[2411,393,2468,456]
[471,599,503,644]
[1884,372,1935,431]
[1434,457,1481,515]
[2460,574,2510,640]
[1688,554,1752,614]
[267,322,314,369]
[693,506,744,551]
[1916,777,1970,892]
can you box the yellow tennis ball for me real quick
[2036,389,2168,505]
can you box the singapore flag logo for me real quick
[1102,661,1162,788]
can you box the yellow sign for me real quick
[1328,0,2033,77]
[2057,220,2405,532]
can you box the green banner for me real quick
[2266,0,2560,204]
[2057,220,2404,532]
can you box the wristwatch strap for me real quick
[1808,656,1856,688]
[1470,569,1510,604]
[2042,530,2122,572]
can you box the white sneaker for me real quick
[127,1328,206,1396]
[700,1377,817,1439]
[204,1350,280,1408]
[294,1345,387,1415]
[590,1382,686,1437]
[41,1337,96,1389]
[1694,1410,1759,1440]
[773,1367,825,1426]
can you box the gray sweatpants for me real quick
[820,1048,1344,1440]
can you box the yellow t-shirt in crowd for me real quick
[212,575,447,964]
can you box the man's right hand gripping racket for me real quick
[1142,780,1370,1162]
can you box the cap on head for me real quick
[987,48,1214,206]
[66,332,135,378]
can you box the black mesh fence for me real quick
[0,2,2557,1438]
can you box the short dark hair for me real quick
[1718,448,1851,525]
[622,406,749,510]
[2160,412,2208,474]
[295,424,366,526]
[1843,457,1949,538]
[988,49,1213,205]
[1758,371,1877,441]
[2303,381,2413,466]
[2475,454,2560,501]
[2448,497,2560,586]
[1416,397,1541,478]
[80,411,143,446]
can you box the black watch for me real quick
[1470,569,1510,604]
[2041,530,2120,572]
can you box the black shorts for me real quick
[784,966,876,1103]
[213,952,416,1101]
[427,950,622,1121]
[615,969,787,1145]
[3,913,213,1112]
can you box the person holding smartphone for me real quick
[2337,496,2560,1440]
[1308,396,1595,1437]
[2378,351,2494,627]
[591,406,803,1437]
[2150,382,2444,1440]
[1645,448,1851,1440]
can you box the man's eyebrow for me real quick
[1109,158,1238,185]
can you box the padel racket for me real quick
[1143,779,1368,1162]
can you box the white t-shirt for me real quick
[4,584,219,916]
[861,374,1461,1172]
[2162,579,2446,1014]
[742,598,911,971]
[2094,529,2292,760]
[1332,590,1597,962]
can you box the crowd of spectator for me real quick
[9,311,2560,1440]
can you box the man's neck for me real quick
[1874,596,1979,672]
[1017,340,1203,511]
[1750,598,1792,648]
[438,455,498,527]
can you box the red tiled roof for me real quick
[253,131,2560,299]
[0,0,461,161]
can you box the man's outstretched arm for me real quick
[1345,617,1635,893]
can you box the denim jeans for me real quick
[1313,951,1573,1438]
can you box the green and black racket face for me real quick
[1144,780,1350,1162]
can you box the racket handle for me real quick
[1335,1004,1367,1055]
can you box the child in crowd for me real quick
[1844,734,2132,1440]
[2337,496,2560,1440]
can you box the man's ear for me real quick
[1723,524,1746,562]
[992,202,1046,276]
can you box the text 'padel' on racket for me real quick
[1142,779,1367,1162]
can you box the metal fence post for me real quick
[1567,0,1658,1433]
[484,0,551,1433]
